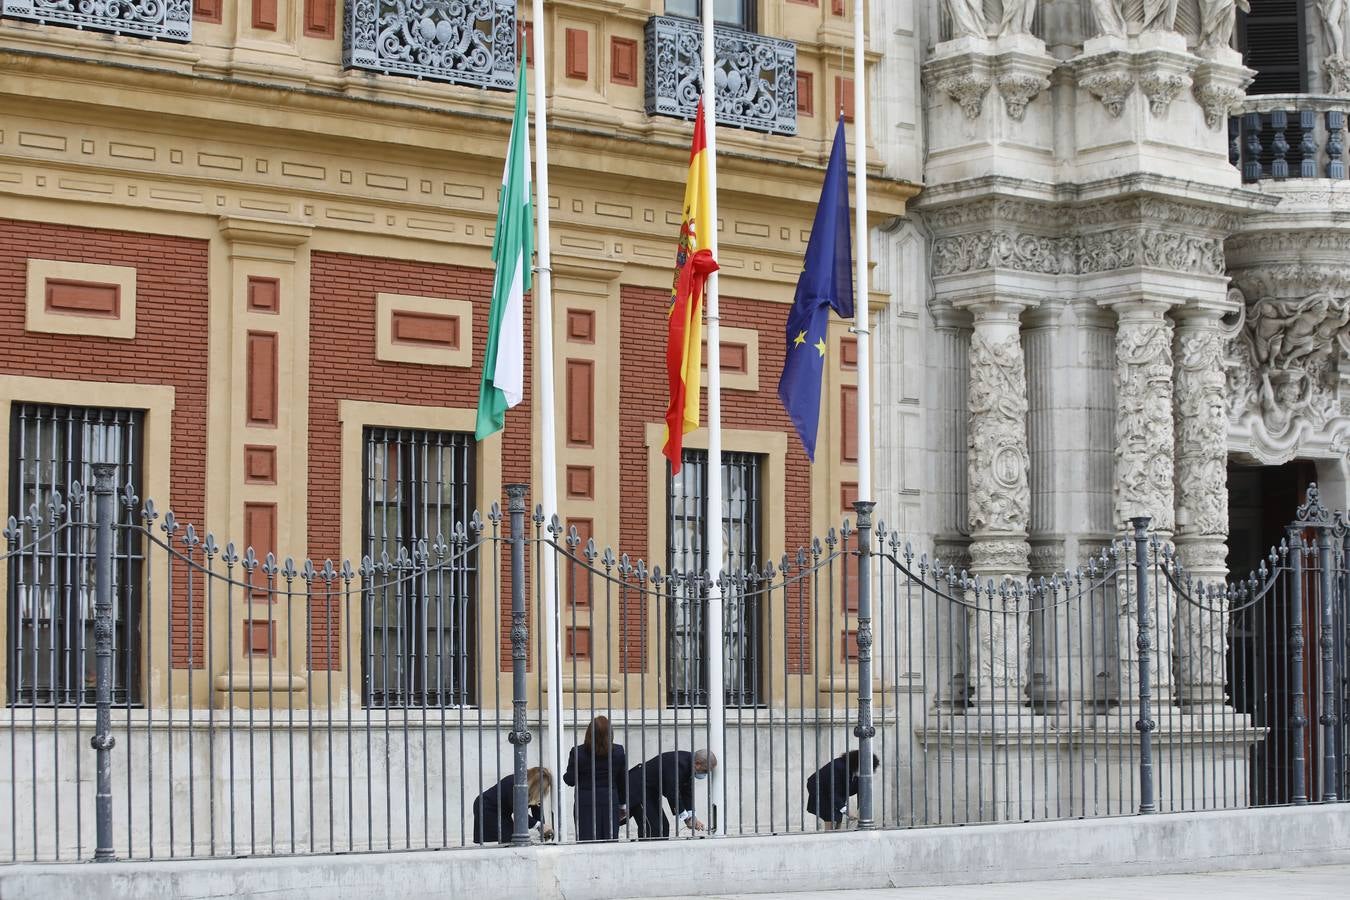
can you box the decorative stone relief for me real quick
[1142,0,1179,31]
[935,70,994,119]
[1226,291,1350,440]
[932,231,1070,276]
[1325,57,1350,95]
[1197,0,1248,55]
[944,0,988,39]
[1319,0,1350,93]
[998,0,1037,36]
[1138,71,1189,116]
[1081,69,1135,117]
[1191,56,1255,130]
[996,71,1052,121]
[967,331,1031,537]
[1114,316,1175,531]
[1087,0,1127,39]
[932,227,1224,277]
[1174,325,1229,538]
[1173,583,1230,705]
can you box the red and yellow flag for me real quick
[663,100,720,474]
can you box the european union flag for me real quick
[777,119,853,461]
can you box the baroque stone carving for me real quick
[1081,70,1135,117]
[642,15,798,136]
[933,227,1224,277]
[1087,0,1127,38]
[1,0,192,40]
[945,0,988,38]
[1326,57,1350,95]
[343,0,518,90]
[935,70,994,119]
[1193,78,1245,129]
[1174,326,1230,537]
[1139,71,1189,117]
[1226,292,1350,440]
[1142,0,1180,31]
[933,231,1071,276]
[967,331,1031,536]
[997,71,1051,121]
[1114,317,1175,531]
[966,583,1030,699]
[998,0,1037,36]
[1197,0,1249,54]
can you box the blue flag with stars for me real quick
[778,119,853,461]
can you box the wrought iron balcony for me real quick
[1,0,191,41]
[1229,95,1350,182]
[644,14,797,137]
[343,0,517,90]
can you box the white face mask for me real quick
[694,770,708,781]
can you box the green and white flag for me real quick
[476,62,534,441]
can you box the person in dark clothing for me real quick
[472,766,553,844]
[806,750,879,829]
[563,715,628,841]
[623,748,716,839]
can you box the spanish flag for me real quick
[663,100,719,474]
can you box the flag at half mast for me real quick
[475,60,534,441]
[778,118,854,460]
[663,100,720,474]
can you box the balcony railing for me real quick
[343,0,517,90]
[1,0,191,41]
[644,14,797,137]
[1229,95,1349,182]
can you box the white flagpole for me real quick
[529,0,566,843]
[852,0,871,505]
[700,0,727,838]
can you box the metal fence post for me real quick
[853,500,876,830]
[92,463,118,861]
[505,484,533,846]
[1131,516,1155,815]
[1288,526,1309,805]
[1318,522,1339,802]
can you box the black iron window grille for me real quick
[7,403,143,707]
[362,427,477,709]
[666,448,764,707]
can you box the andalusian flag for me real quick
[663,100,720,473]
[476,61,534,441]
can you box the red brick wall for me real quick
[307,251,532,673]
[0,219,210,669]
[618,286,813,674]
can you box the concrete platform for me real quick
[637,865,1350,899]
[2,806,1349,900]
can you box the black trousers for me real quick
[631,789,671,839]
[575,789,620,841]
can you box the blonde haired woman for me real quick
[472,766,553,844]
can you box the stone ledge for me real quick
[3,804,1348,899]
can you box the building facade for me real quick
[3,0,1349,861]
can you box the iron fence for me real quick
[1,470,1348,862]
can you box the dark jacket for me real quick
[806,755,860,824]
[471,774,542,844]
[563,743,628,841]
[626,751,695,839]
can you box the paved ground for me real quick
[637,864,1350,899]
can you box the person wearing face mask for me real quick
[622,748,717,839]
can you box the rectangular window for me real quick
[666,448,763,707]
[666,0,757,30]
[7,404,144,707]
[362,427,476,708]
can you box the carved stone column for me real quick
[1172,305,1231,707]
[1110,298,1176,706]
[961,299,1032,710]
